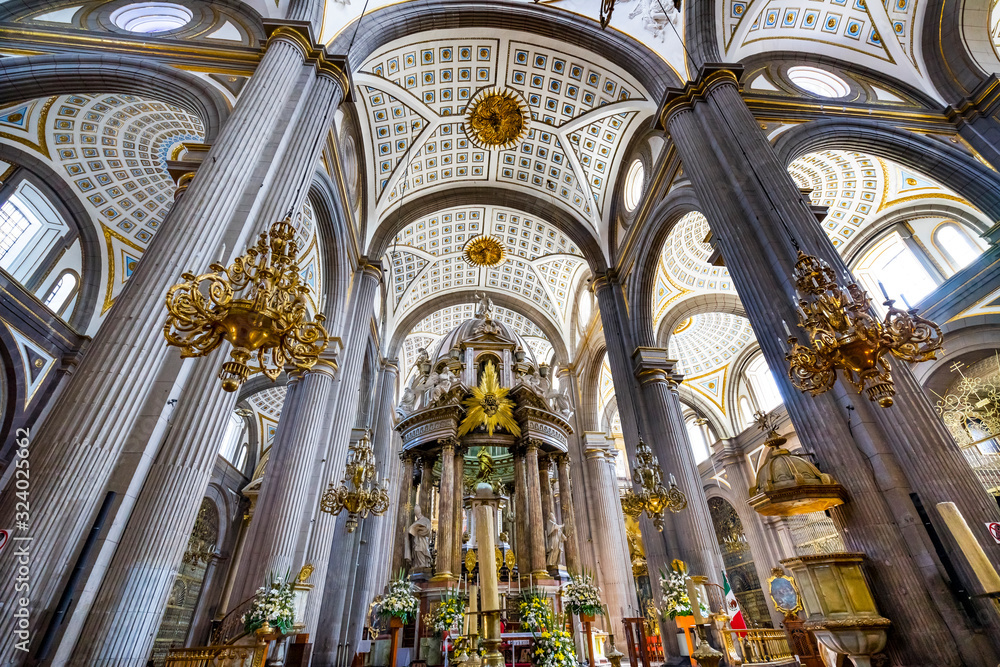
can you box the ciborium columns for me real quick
[554,453,581,574]
[433,437,459,581]
[523,439,549,578]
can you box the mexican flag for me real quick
[722,571,747,631]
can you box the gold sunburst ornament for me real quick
[458,361,521,437]
[464,87,531,150]
[463,235,507,268]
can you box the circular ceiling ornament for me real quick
[463,235,507,268]
[464,87,531,150]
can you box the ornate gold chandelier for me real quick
[320,430,390,533]
[785,250,943,408]
[163,217,329,392]
[620,438,687,531]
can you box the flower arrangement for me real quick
[381,572,419,624]
[519,589,577,667]
[429,587,466,632]
[518,587,551,632]
[562,572,604,617]
[659,560,708,620]
[241,573,296,634]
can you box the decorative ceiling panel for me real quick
[356,30,655,228]
[668,313,754,376]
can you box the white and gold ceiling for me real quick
[356,29,656,240]
[721,0,940,100]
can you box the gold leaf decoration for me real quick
[458,361,521,437]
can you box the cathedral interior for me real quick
[1,0,1000,664]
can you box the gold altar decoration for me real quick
[463,235,507,268]
[458,361,521,437]
[784,250,942,408]
[163,216,328,392]
[319,430,390,532]
[748,411,847,517]
[620,438,687,531]
[464,87,530,150]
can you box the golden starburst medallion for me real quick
[464,87,530,150]
[458,361,521,437]
[462,235,507,268]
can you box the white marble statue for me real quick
[621,0,679,42]
[474,291,494,320]
[545,512,566,569]
[547,384,575,420]
[407,505,433,569]
[397,386,416,416]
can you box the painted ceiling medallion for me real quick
[463,87,530,150]
[462,235,507,268]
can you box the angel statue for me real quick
[546,383,575,420]
[474,292,494,320]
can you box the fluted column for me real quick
[392,454,416,575]
[662,65,999,664]
[433,438,457,581]
[301,262,382,633]
[0,35,329,664]
[452,445,466,577]
[513,449,530,579]
[554,453,581,574]
[231,352,339,602]
[523,440,548,578]
[632,348,725,584]
[583,433,638,636]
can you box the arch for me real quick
[656,292,747,350]
[308,170,354,328]
[921,0,1000,101]
[772,119,1000,221]
[387,289,570,364]
[0,53,230,141]
[329,0,682,98]
[0,143,102,332]
[911,316,1000,389]
[627,183,704,347]
[577,340,608,433]
[367,188,607,273]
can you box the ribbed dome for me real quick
[431,315,539,369]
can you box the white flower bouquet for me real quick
[659,560,708,620]
[241,574,296,634]
[381,573,419,623]
[562,572,604,617]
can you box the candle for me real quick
[900,293,912,309]
[215,243,226,266]
[669,473,677,486]
[877,280,890,302]
[781,320,792,338]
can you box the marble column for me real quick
[583,433,638,636]
[434,437,458,581]
[417,454,437,523]
[523,440,548,578]
[554,453,581,574]
[662,65,1000,665]
[392,454,416,575]
[631,348,725,584]
[513,449,530,578]
[539,454,554,527]
[452,445,466,577]
[300,262,382,633]
[0,33,334,664]
[231,352,339,603]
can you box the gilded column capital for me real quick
[591,269,620,294]
[438,436,460,453]
[306,341,342,377]
[359,258,384,283]
[631,346,684,388]
[381,358,400,376]
[656,63,743,130]
[263,20,352,102]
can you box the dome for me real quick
[429,310,540,371]
[748,430,847,517]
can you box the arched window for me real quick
[235,442,249,473]
[0,180,71,284]
[738,395,755,430]
[854,231,937,313]
[43,271,79,316]
[745,354,783,413]
[0,199,34,262]
[685,416,712,464]
[934,222,981,272]
[218,412,247,466]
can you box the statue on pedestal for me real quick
[407,505,433,569]
[545,511,566,569]
[474,292,494,320]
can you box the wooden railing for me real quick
[723,629,795,666]
[211,596,256,645]
[164,644,266,667]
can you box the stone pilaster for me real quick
[582,433,638,636]
[661,65,1000,664]
[433,437,458,581]
[631,348,725,584]
[231,350,339,603]
[392,454,416,575]
[452,445,465,577]
[0,35,325,664]
[513,448,530,578]
[523,440,549,578]
[301,261,382,634]
[554,453,580,574]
